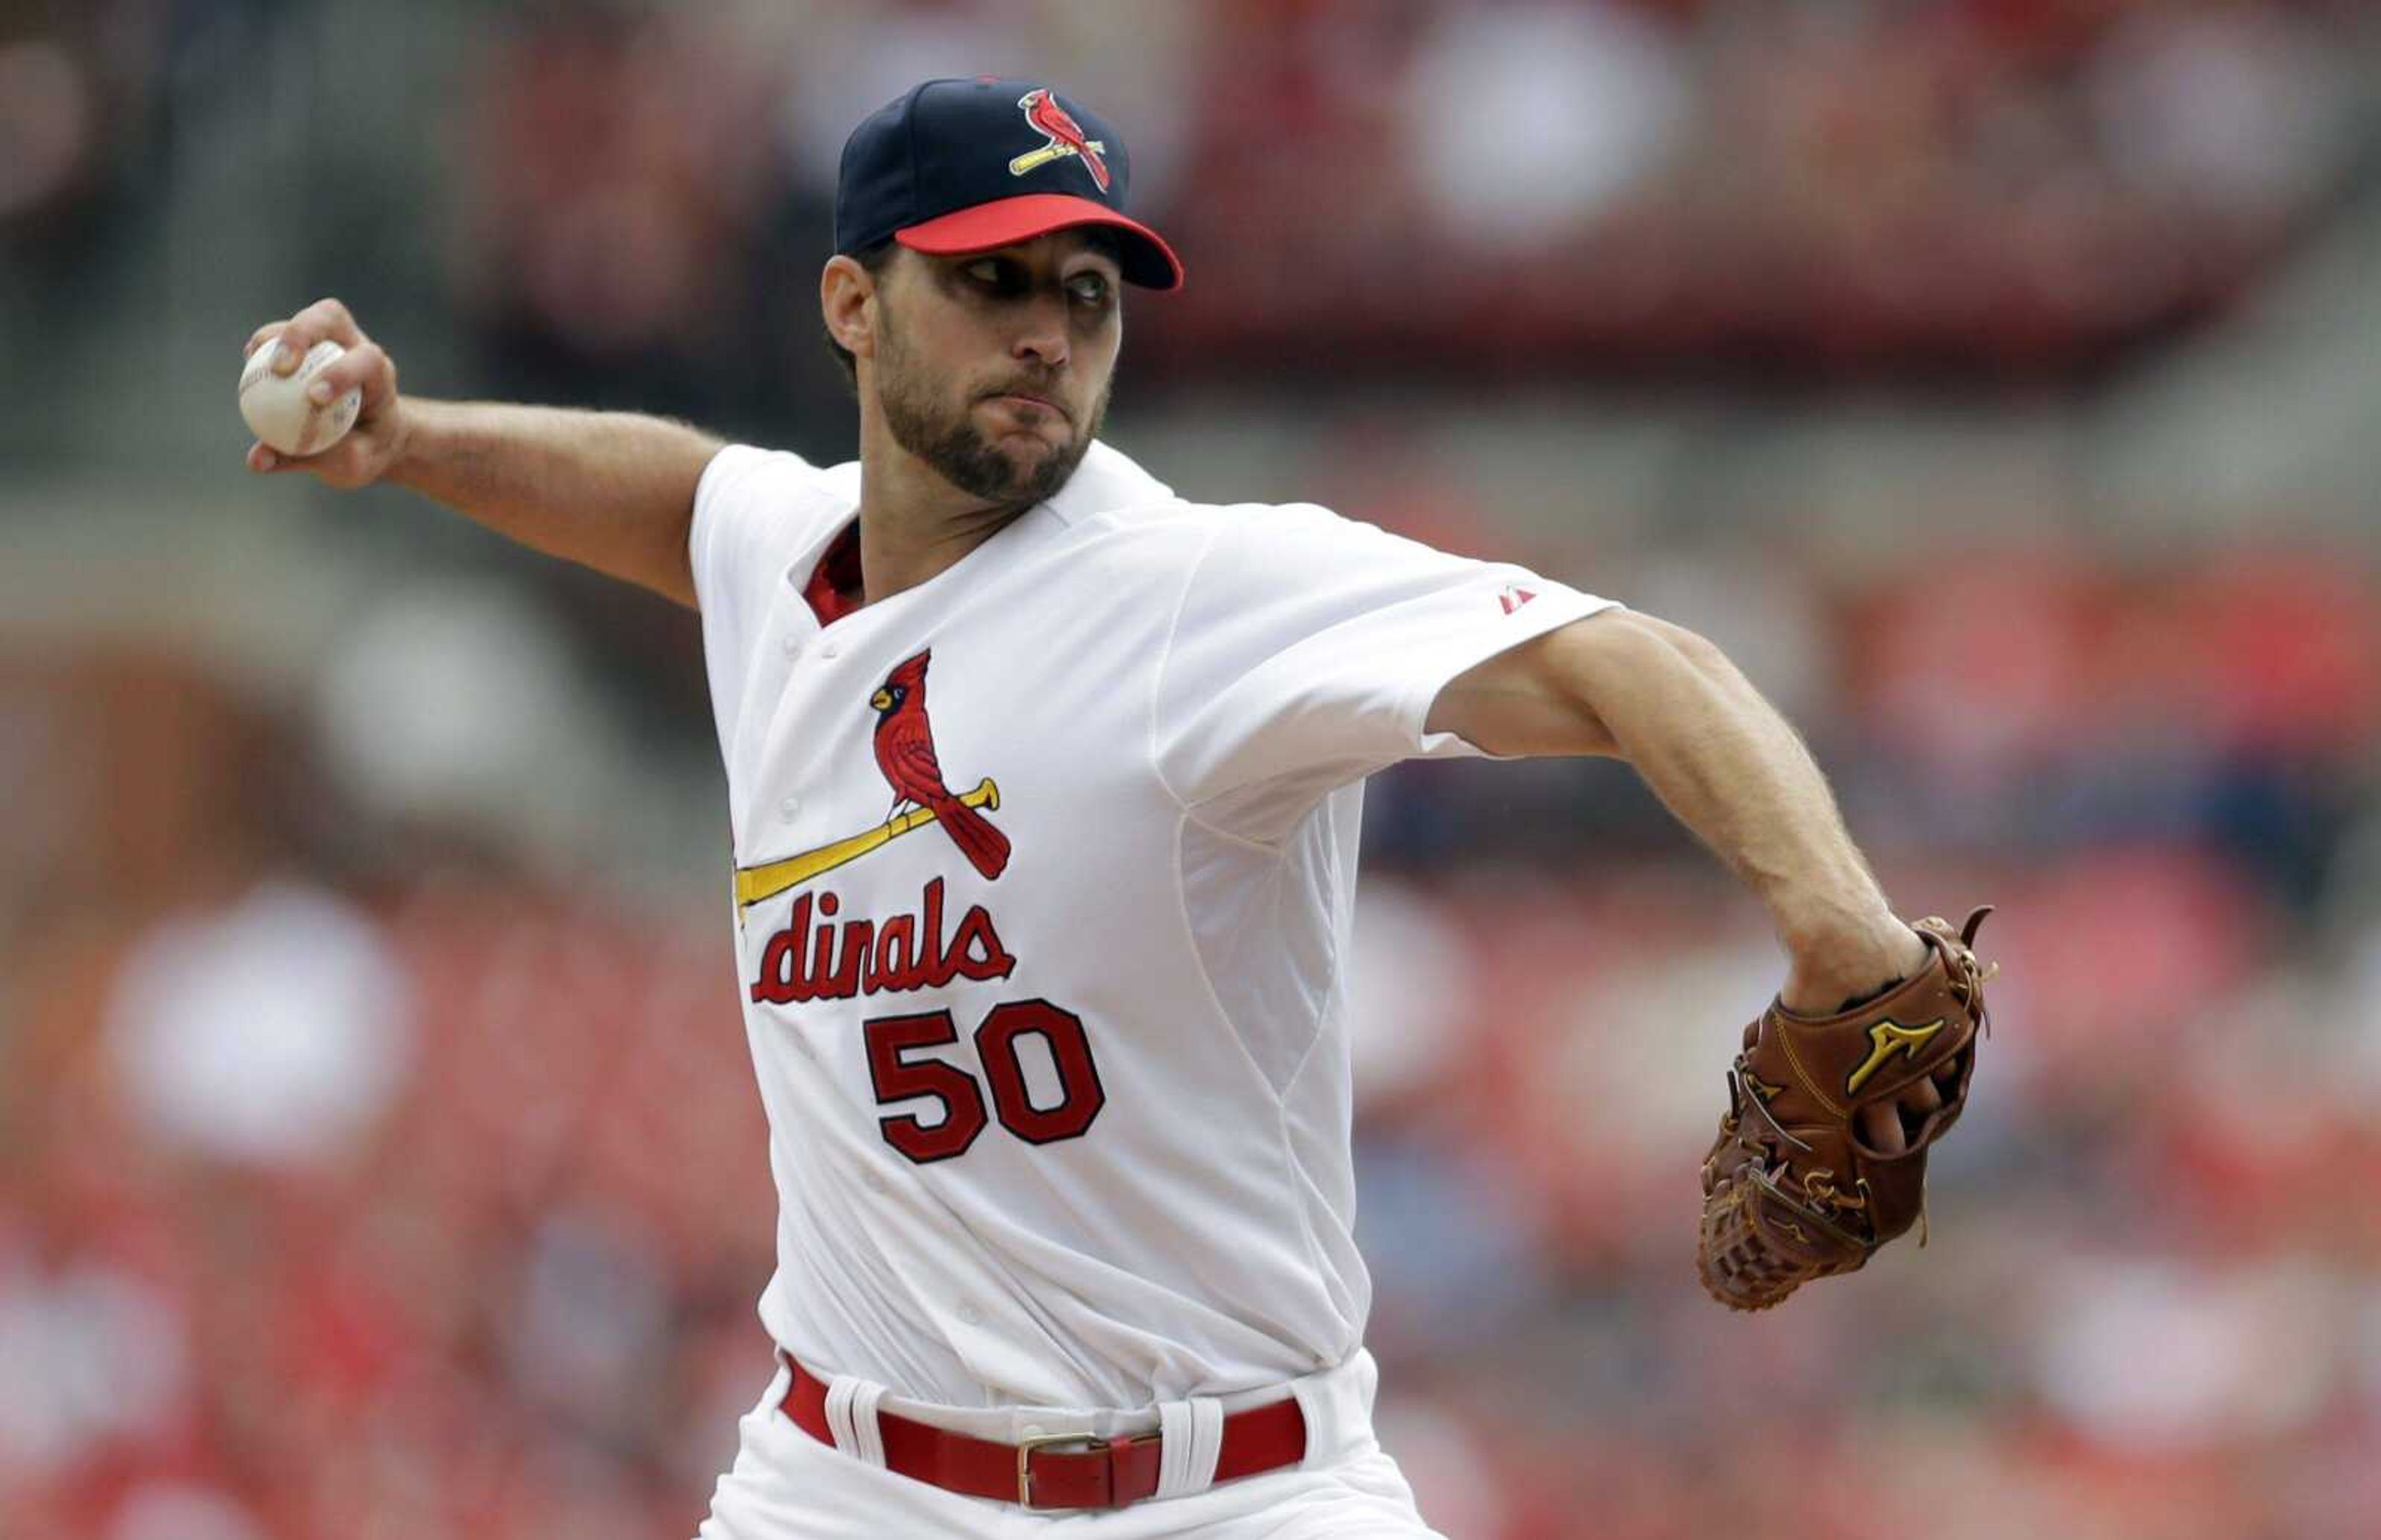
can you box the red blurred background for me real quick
[4,2,2379,1536]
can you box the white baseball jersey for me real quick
[691,440,1612,1414]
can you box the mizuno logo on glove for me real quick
[1843,1017,1947,1095]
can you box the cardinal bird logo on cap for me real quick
[1008,88,1111,193]
[871,650,1011,881]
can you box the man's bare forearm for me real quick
[1584,620,1914,988]
[240,301,723,606]
[388,400,720,607]
[1430,612,1925,1009]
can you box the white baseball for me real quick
[239,338,362,457]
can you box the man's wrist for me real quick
[1779,913,1928,1016]
[381,398,438,490]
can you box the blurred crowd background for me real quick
[5,1,2381,1537]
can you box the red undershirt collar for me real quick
[801,519,865,626]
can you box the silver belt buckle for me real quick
[1016,1430,1108,1509]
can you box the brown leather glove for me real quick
[1698,908,1993,1311]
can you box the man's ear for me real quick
[821,254,882,361]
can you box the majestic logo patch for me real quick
[1497,584,1537,616]
[733,648,1010,913]
[1008,88,1111,192]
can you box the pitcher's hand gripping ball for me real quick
[238,338,361,458]
[1698,908,1993,1311]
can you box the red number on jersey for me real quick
[862,1001,1104,1163]
[863,1011,989,1164]
[975,999,1105,1145]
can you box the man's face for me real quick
[866,232,1124,507]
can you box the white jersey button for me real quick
[820,642,840,660]
[780,634,802,658]
[778,796,801,820]
[957,1303,982,1325]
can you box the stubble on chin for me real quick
[878,353,1110,508]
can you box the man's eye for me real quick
[965,259,1006,286]
[1068,273,1111,304]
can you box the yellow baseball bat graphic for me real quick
[1008,140,1105,176]
[734,778,1000,910]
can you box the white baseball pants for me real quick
[693,1352,1447,1539]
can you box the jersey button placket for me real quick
[778,796,801,821]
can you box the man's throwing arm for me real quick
[242,298,721,608]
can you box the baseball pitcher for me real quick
[241,78,1990,1540]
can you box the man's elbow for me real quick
[1544,609,1752,751]
[1558,609,1732,691]
[1429,608,1739,758]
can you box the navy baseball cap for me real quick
[835,77,1184,290]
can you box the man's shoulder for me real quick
[704,444,859,518]
[1052,443,1342,540]
[697,444,861,561]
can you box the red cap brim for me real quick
[897,194,1184,290]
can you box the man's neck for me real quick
[850,422,1039,608]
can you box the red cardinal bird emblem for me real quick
[870,650,1011,881]
[1009,88,1111,193]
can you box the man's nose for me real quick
[1011,292,1070,369]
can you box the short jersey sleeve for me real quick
[1151,502,1613,831]
[688,444,831,640]
[687,443,848,757]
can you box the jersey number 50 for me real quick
[862,999,1104,1164]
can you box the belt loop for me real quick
[1291,1349,1374,1471]
[825,1374,888,1468]
[1153,1396,1224,1499]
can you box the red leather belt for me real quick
[779,1359,1308,1511]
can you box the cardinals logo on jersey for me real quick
[731,648,1009,914]
[869,650,1011,880]
[1008,88,1111,193]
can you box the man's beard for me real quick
[876,322,1111,508]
